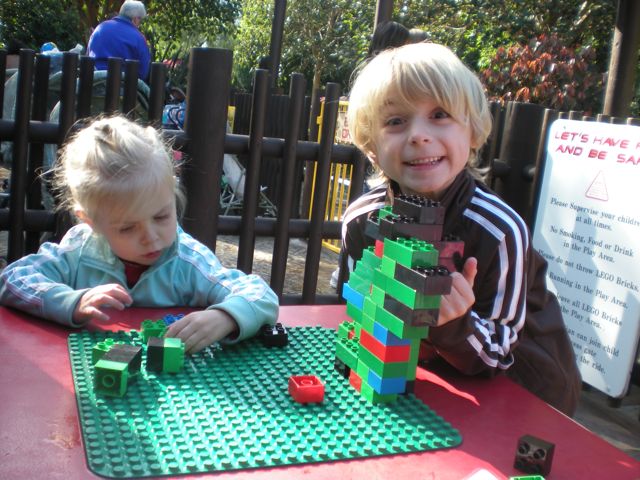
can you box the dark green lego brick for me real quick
[383,238,439,268]
[68,326,461,477]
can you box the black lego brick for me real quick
[394,264,452,295]
[383,294,439,327]
[393,194,445,224]
[378,215,443,242]
[514,434,555,477]
[103,343,142,374]
[146,337,165,372]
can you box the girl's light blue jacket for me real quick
[0,224,278,340]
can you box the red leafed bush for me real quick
[481,33,605,114]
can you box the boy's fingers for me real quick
[462,257,478,287]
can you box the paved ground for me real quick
[1,229,639,461]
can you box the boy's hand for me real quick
[165,310,238,354]
[437,257,477,326]
[74,284,132,323]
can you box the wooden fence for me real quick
[1,47,639,306]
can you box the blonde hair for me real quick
[54,115,184,222]
[347,42,492,182]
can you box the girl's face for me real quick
[370,96,475,200]
[89,183,178,266]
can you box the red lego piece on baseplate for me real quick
[288,375,325,403]
[349,370,362,392]
[374,239,384,257]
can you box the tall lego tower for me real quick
[335,195,464,403]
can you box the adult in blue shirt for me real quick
[87,1,151,82]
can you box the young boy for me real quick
[341,42,581,415]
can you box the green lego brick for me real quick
[361,247,382,269]
[338,321,355,339]
[383,238,439,268]
[140,319,167,342]
[358,342,410,378]
[406,338,422,381]
[94,359,128,397]
[336,337,359,371]
[360,311,376,336]
[365,295,429,340]
[348,270,371,296]
[162,337,185,373]
[91,338,123,364]
[346,301,363,324]
[68,327,461,477]
[377,205,394,221]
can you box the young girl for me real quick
[0,115,279,354]
[342,42,581,415]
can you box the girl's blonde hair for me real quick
[54,115,184,221]
[347,42,492,182]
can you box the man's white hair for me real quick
[120,1,147,20]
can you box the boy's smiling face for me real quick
[370,96,475,200]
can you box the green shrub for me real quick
[0,0,83,52]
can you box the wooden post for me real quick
[603,0,640,117]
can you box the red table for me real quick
[1,305,638,480]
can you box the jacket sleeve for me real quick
[0,238,89,326]
[178,235,279,342]
[205,267,279,343]
[427,228,528,376]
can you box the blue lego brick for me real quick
[367,370,408,395]
[372,321,412,346]
[342,282,365,309]
[162,313,184,326]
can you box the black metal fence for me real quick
[1,47,639,307]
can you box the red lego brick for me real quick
[288,375,325,403]
[359,329,411,363]
[349,369,362,392]
[374,239,384,257]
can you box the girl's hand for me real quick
[165,310,238,354]
[74,283,132,323]
[437,257,477,326]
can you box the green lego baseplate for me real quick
[68,326,461,478]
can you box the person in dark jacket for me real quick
[341,42,581,415]
[87,1,151,81]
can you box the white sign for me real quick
[532,119,640,397]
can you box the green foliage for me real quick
[234,0,373,94]
[0,0,83,52]
[481,34,606,113]
[143,0,240,89]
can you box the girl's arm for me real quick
[0,240,89,326]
